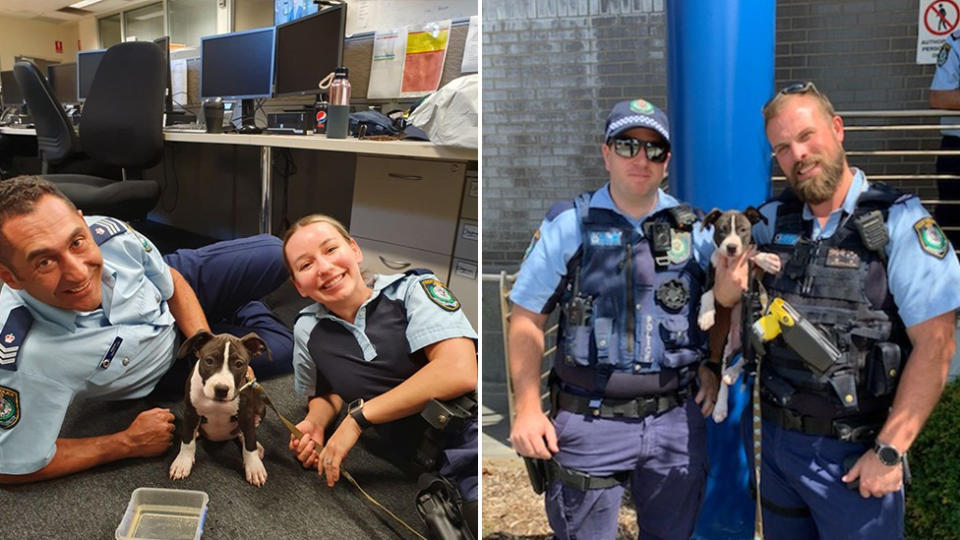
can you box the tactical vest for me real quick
[758,183,912,420]
[555,192,708,392]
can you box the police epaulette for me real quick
[89,217,127,245]
[546,199,577,222]
[405,268,432,276]
[0,306,33,372]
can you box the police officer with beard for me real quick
[508,99,732,540]
[738,82,960,539]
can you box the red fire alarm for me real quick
[55,40,63,54]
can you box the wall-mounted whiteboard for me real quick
[344,0,477,35]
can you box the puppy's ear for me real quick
[177,329,214,360]
[701,208,722,230]
[240,333,272,362]
[744,206,768,225]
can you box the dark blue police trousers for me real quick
[746,418,904,539]
[546,397,708,540]
[156,234,294,392]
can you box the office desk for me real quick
[0,126,37,136]
[1,126,477,235]
[1,126,479,325]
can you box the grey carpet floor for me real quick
[0,374,428,539]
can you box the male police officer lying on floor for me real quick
[730,82,960,538]
[508,99,735,540]
[0,176,293,484]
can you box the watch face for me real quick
[877,445,900,466]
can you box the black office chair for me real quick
[12,61,121,179]
[25,42,164,221]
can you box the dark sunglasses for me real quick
[609,138,669,162]
[764,81,817,108]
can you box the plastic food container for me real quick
[115,487,209,540]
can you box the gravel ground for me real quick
[481,457,640,539]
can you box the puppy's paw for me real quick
[722,357,746,385]
[243,455,268,487]
[698,309,716,331]
[712,387,729,423]
[256,441,264,460]
[752,252,781,274]
[169,452,195,480]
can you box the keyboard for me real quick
[164,123,206,133]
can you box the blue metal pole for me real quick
[666,0,774,211]
[665,1,775,538]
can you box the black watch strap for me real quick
[349,399,373,430]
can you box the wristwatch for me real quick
[873,441,903,467]
[348,398,373,430]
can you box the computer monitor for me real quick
[77,49,106,102]
[154,36,174,113]
[201,26,275,129]
[47,62,78,105]
[1,70,23,108]
[274,4,346,97]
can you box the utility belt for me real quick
[554,386,689,419]
[523,458,629,494]
[760,399,885,443]
[409,391,477,471]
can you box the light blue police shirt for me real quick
[931,31,960,137]
[754,169,960,327]
[0,216,177,474]
[292,272,478,398]
[510,184,715,314]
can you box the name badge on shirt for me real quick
[825,248,860,269]
[101,337,123,369]
[774,233,800,246]
[589,230,622,247]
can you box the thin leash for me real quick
[250,380,428,540]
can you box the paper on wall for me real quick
[461,15,478,74]
[171,58,188,108]
[400,19,451,98]
[367,28,406,99]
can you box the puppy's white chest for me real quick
[189,371,240,441]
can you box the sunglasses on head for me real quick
[609,137,669,162]
[764,81,817,108]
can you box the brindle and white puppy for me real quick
[169,330,269,486]
[698,208,782,422]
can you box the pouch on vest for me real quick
[593,317,616,366]
[866,342,901,397]
[659,316,698,368]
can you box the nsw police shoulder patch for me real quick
[939,43,951,67]
[914,217,949,259]
[0,385,20,429]
[420,279,461,312]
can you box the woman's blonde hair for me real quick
[281,213,353,275]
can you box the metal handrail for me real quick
[488,270,556,430]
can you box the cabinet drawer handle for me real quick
[387,173,424,181]
[379,255,412,270]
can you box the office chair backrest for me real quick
[80,41,165,171]
[12,61,78,165]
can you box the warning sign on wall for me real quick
[918,0,960,63]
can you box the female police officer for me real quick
[282,214,478,537]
